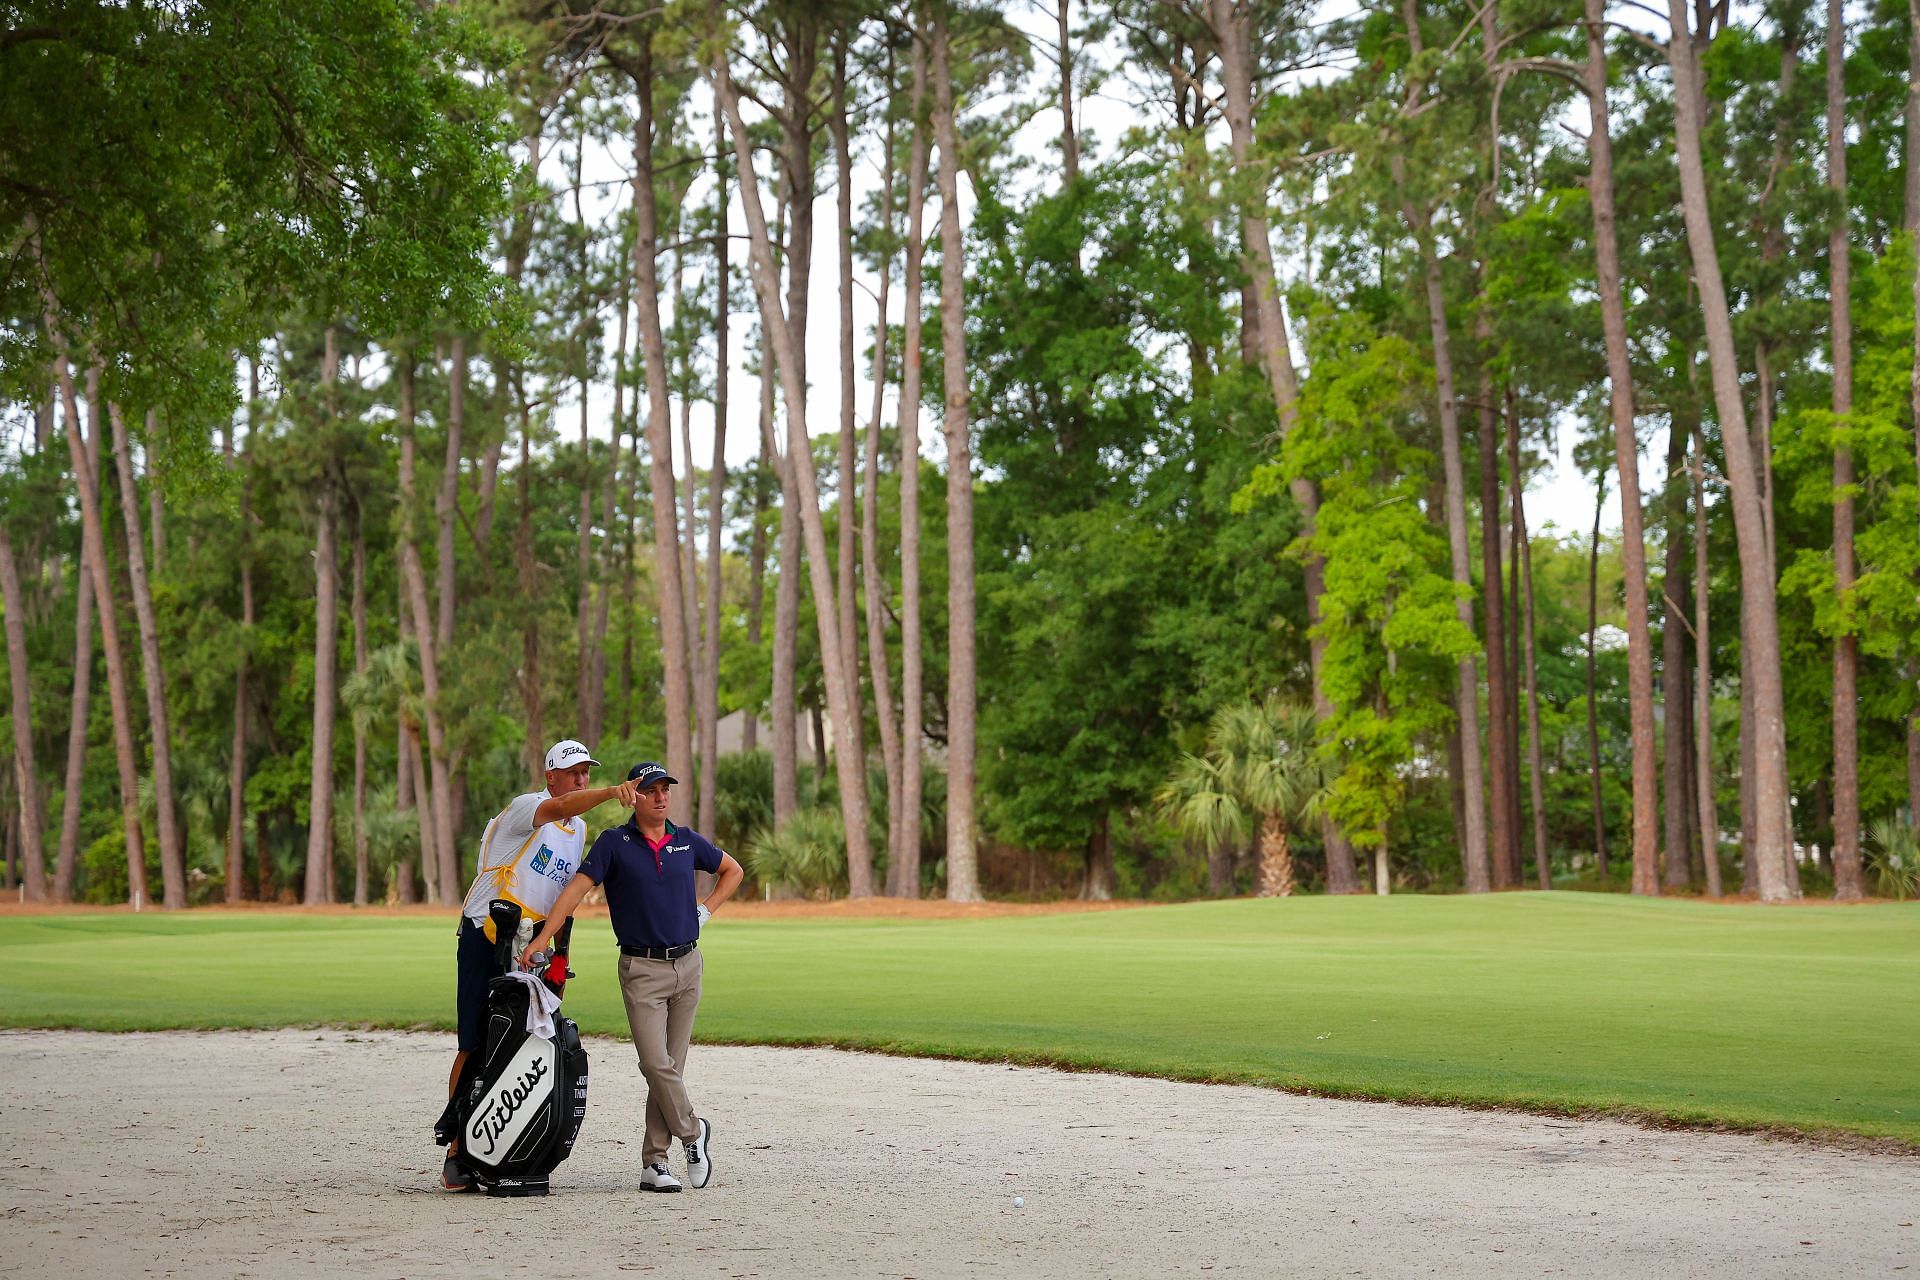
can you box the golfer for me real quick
[521,761,743,1192]
[439,738,637,1192]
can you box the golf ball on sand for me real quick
[1013,1197,1025,1208]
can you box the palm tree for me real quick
[1158,699,1332,898]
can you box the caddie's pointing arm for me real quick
[535,780,638,827]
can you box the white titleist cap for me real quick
[544,739,600,771]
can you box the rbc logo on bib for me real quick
[530,844,554,875]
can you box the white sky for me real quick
[539,2,1649,545]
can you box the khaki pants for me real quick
[618,947,703,1165]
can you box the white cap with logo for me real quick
[543,739,600,772]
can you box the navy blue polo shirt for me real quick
[578,819,723,948]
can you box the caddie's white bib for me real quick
[461,789,588,933]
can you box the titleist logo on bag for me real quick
[465,1037,557,1164]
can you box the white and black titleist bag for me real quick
[444,901,589,1197]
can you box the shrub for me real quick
[1865,818,1920,901]
[743,806,847,899]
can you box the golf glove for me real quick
[696,903,712,930]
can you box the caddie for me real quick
[439,738,636,1192]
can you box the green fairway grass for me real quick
[3,893,1914,1142]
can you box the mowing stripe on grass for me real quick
[2,893,1913,1141]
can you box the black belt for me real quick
[621,941,696,960]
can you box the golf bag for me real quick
[436,900,590,1197]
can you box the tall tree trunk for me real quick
[896,33,930,896]
[35,365,55,456]
[1664,0,1797,900]
[474,431,504,557]
[1407,223,1493,893]
[1739,651,1758,892]
[1215,0,1357,894]
[632,36,695,823]
[393,709,416,906]
[715,38,877,895]
[932,7,979,903]
[350,505,369,906]
[1391,0,1490,895]
[621,414,640,743]
[305,493,339,904]
[227,392,253,904]
[1584,0,1663,895]
[1827,0,1862,901]
[110,405,186,909]
[742,346,767,755]
[1057,0,1079,183]
[1745,11,1797,862]
[573,138,598,756]
[55,356,146,906]
[675,255,704,791]
[224,514,251,905]
[1663,418,1694,890]
[700,106,729,836]
[1508,396,1549,889]
[830,38,872,865]
[1256,811,1294,898]
[1477,374,1518,888]
[864,52,906,890]
[146,469,164,580]
[576,374,596,749]
[397,358,459,905]
[0,524,47,900]
[770,135,803,828]
[437,339,464,668]
[593,251,631,751]
[1691,427,1723,897]
[1506,473,1525,875]
[514,374,543,775]
[1481,0,1518,866]
[1908,0,1920,820]
[1587,470,1609,879]
[1744,350,1768,883]
[770,394,801,825]
[55,380,101,902]
[407,718,438,905]
[395,568,428,905]
[303,330,342,905]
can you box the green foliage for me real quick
[1864,817,1920,901]
[5,0,1915,907]
[1158,698,1328,852]
[1254,303,1472,847]
[743,806,848,899]
[7,0,509,420]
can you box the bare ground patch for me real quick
[0,1029,1913,1279]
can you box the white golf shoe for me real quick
[641,1162,682,1193]
[684,1117,712,1189]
